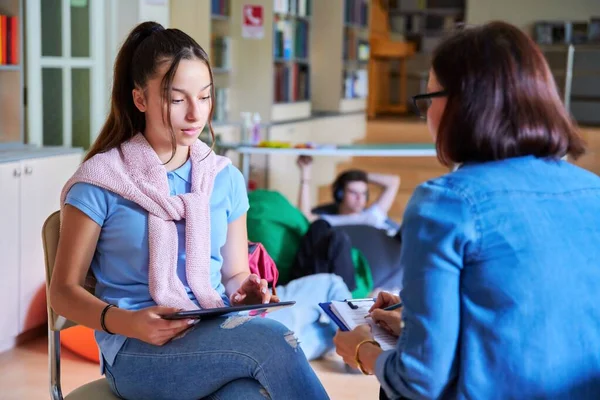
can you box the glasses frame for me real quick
[412,90,448,119]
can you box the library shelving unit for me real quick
[170,0,231,124]
[215,0,312,124]
[210,0,232,124]
[172,0,313,125]
[272,0,311,115]
[0,0,23,146]
[370,0,465,110]
[388,0,465,53]
[311,0,369,113]
[341,0,369,110]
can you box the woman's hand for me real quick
[333,325,374,369]
[370,309,403,337]
[369,291,401,312]
[127,306,194,346]
[230,273,279,305]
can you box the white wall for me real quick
[102,0,170,117]
[138,0,170,26]
[467,0,600,32]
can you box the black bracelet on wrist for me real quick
[100,304,117,335]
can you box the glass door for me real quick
[25,0,105,148]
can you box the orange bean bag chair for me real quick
[60,325,100,363]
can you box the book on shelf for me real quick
[294,20,309,59]
[274,18,309,60]
[274,63,288,102]
[211,0,229,17]
[344,0,368,27]
[357,41,369,61]
[274,17,294,59]
[274,63,310,103]
[295,64,310,101]
[343,29,369,62]
[211,35,230,69]
[274,0,311,17]
[274,0,289,14]
[0,14,18,65]
[343,69,367,99]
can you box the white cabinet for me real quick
[0,162,21,353]
[0,152,81,352]
[19,154,82,333]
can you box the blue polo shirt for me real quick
[64,159,249,367]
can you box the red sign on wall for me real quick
[242,5,264,39]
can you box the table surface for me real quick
[217,142,436,157]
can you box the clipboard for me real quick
[319,299,399,351]
[162,301,296,320]
[319,299,375,331]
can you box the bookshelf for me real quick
[170,0,231,124]
[272,0,312,121]
[0,0,23,146]
[221,0,312,125]
[388,0,466,53]
[311,0,369,113]
[342,0,369,110]
[172,0,313,125]
[211,0,231,124]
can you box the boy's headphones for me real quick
[332,170,369,204]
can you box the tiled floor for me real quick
[0,335,380,399]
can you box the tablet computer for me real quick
[161,301,296,320]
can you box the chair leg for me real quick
[49,329,64,400]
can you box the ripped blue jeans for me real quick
[104,274,349,399]
[104,315,329,400]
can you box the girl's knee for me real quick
[249,318,300,350]
[250,317,291,336]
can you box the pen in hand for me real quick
[364,302,403,319]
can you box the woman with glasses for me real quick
[333,21,600,399]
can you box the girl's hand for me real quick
[128,306,194,346]
[230,274,279,305]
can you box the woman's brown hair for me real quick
[432,21,586,166]
[85,21,215,162]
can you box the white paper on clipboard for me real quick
[330,300,398,351]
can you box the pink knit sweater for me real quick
[60,133,230,310]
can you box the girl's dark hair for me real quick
[432,21,586,166]
[85,21,215,161]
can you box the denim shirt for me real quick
[376,156,600,399]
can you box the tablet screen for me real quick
[162,301,296,320]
